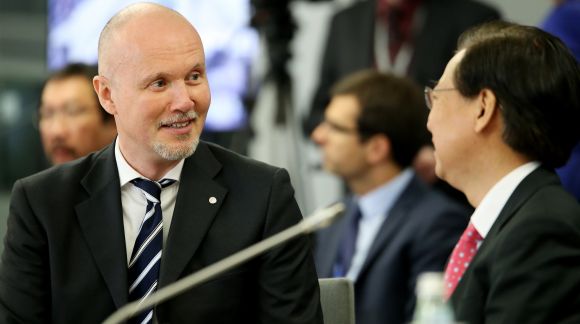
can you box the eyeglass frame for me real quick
[319,118,358,135]
[32,102,99,129]
[317,117,383,142]
[424,86,458,110]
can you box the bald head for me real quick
[92,2,210,178]
[97,2,200,78]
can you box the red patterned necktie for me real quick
[444,222,483,299]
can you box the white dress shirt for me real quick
[471,161,540,239]
[114,138,184,264]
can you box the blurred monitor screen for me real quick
[47,0,259,131]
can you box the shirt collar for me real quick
[114,136,185,187]
[356,168,414,220]
[471,161,540,238]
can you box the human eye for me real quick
[38,108,55,121]
[186,71,202,83]
[325,120,352,134]
[149,79,167,89]
[64,104,87,117]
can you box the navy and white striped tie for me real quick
[129,178,176,324]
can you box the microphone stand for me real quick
[103,202,345,324]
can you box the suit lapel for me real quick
[159,143,228,287]
[453,167,559,296]
[75,145,128,309]
[490,167,559,236]
[357,177,424,279]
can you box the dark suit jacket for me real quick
[315,175,469,324]
[451,167,580,324]
[0,141,323,324]
[304,0,501,134]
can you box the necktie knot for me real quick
[444,222,482,299]
[131,178,176,201]
[459,224,483,244]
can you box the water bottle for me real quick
[411,272,456,324]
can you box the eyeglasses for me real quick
[424,86,457,110]
[36,103,94,124]
[319,119,359,135]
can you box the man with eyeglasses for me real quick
[427,21,580,322]
[38,63,117,165]
[311,70,470,324]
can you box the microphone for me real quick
[103,202,345,324]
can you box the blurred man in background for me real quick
[312,70,469,324]
[38,63,116,165]
[306,0,500,132]
[305,0,501,209]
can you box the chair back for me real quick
[318,278,355,324]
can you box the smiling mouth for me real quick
[163,121,191,128]
[159,111,199,129]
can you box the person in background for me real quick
[427,21,580,322]
[305,0,500,209]
[38,63,117,165]
[312,70,469,324]
[0,3,322,323]
[541,0,580,200]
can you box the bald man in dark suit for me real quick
[0,3,322,323]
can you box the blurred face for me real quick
[39,76,115,165]
[311,95,370,181]
[426,50,478,186]
[98,12,210,170]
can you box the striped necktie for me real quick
[129,178,176,324]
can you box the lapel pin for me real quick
[209,196,217,204]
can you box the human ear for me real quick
[474,88,498,133]
[93,75,117,115]
[366,134,391,164]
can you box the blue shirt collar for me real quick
[355,168,414,221]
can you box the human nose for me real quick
[426,110,433,134]
[170,81,195,112]
[311,122,327,145]
[41,115,70,138]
